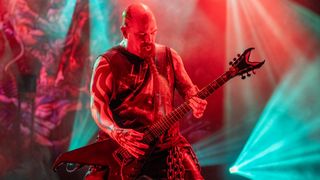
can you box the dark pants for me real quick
[85,146,203,180]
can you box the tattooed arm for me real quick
[90,56,148,158]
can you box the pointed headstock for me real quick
[229,48,265,79]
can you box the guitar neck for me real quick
[143,70,234,144]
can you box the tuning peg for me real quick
[233,58,237,61]
[229,61,233,65]
[252,70,256,74]
[237,54,241,57]
[241,75,246,79]
[247,72,251,77]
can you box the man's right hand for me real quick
[110,128,149,158]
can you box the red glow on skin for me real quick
[0,33,4,56]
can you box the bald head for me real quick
[120,3,158,58]
[122,3,156,28]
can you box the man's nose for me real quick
[142,34,152,42]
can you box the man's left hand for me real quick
[189,97,207,118]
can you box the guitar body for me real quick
[53,139,144,180]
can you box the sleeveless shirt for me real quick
[97,44,191,150]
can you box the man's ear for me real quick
[121,26,128,39]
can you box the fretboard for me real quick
[143,70,234,144]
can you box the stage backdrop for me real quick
[0,0,319,179]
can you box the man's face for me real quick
[123,15,157,58]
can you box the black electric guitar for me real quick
[52,47,265,179]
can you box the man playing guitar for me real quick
[87,3,207,179]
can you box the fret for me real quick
[162,117,170,129]
[176,107,184,119]
[155,124,163,135]
[216,77,225,86]
[181,103,191,113]
[151,124,159,136]
[143,132,153,144]
[169,110,179,122]
[166,114,176,126]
